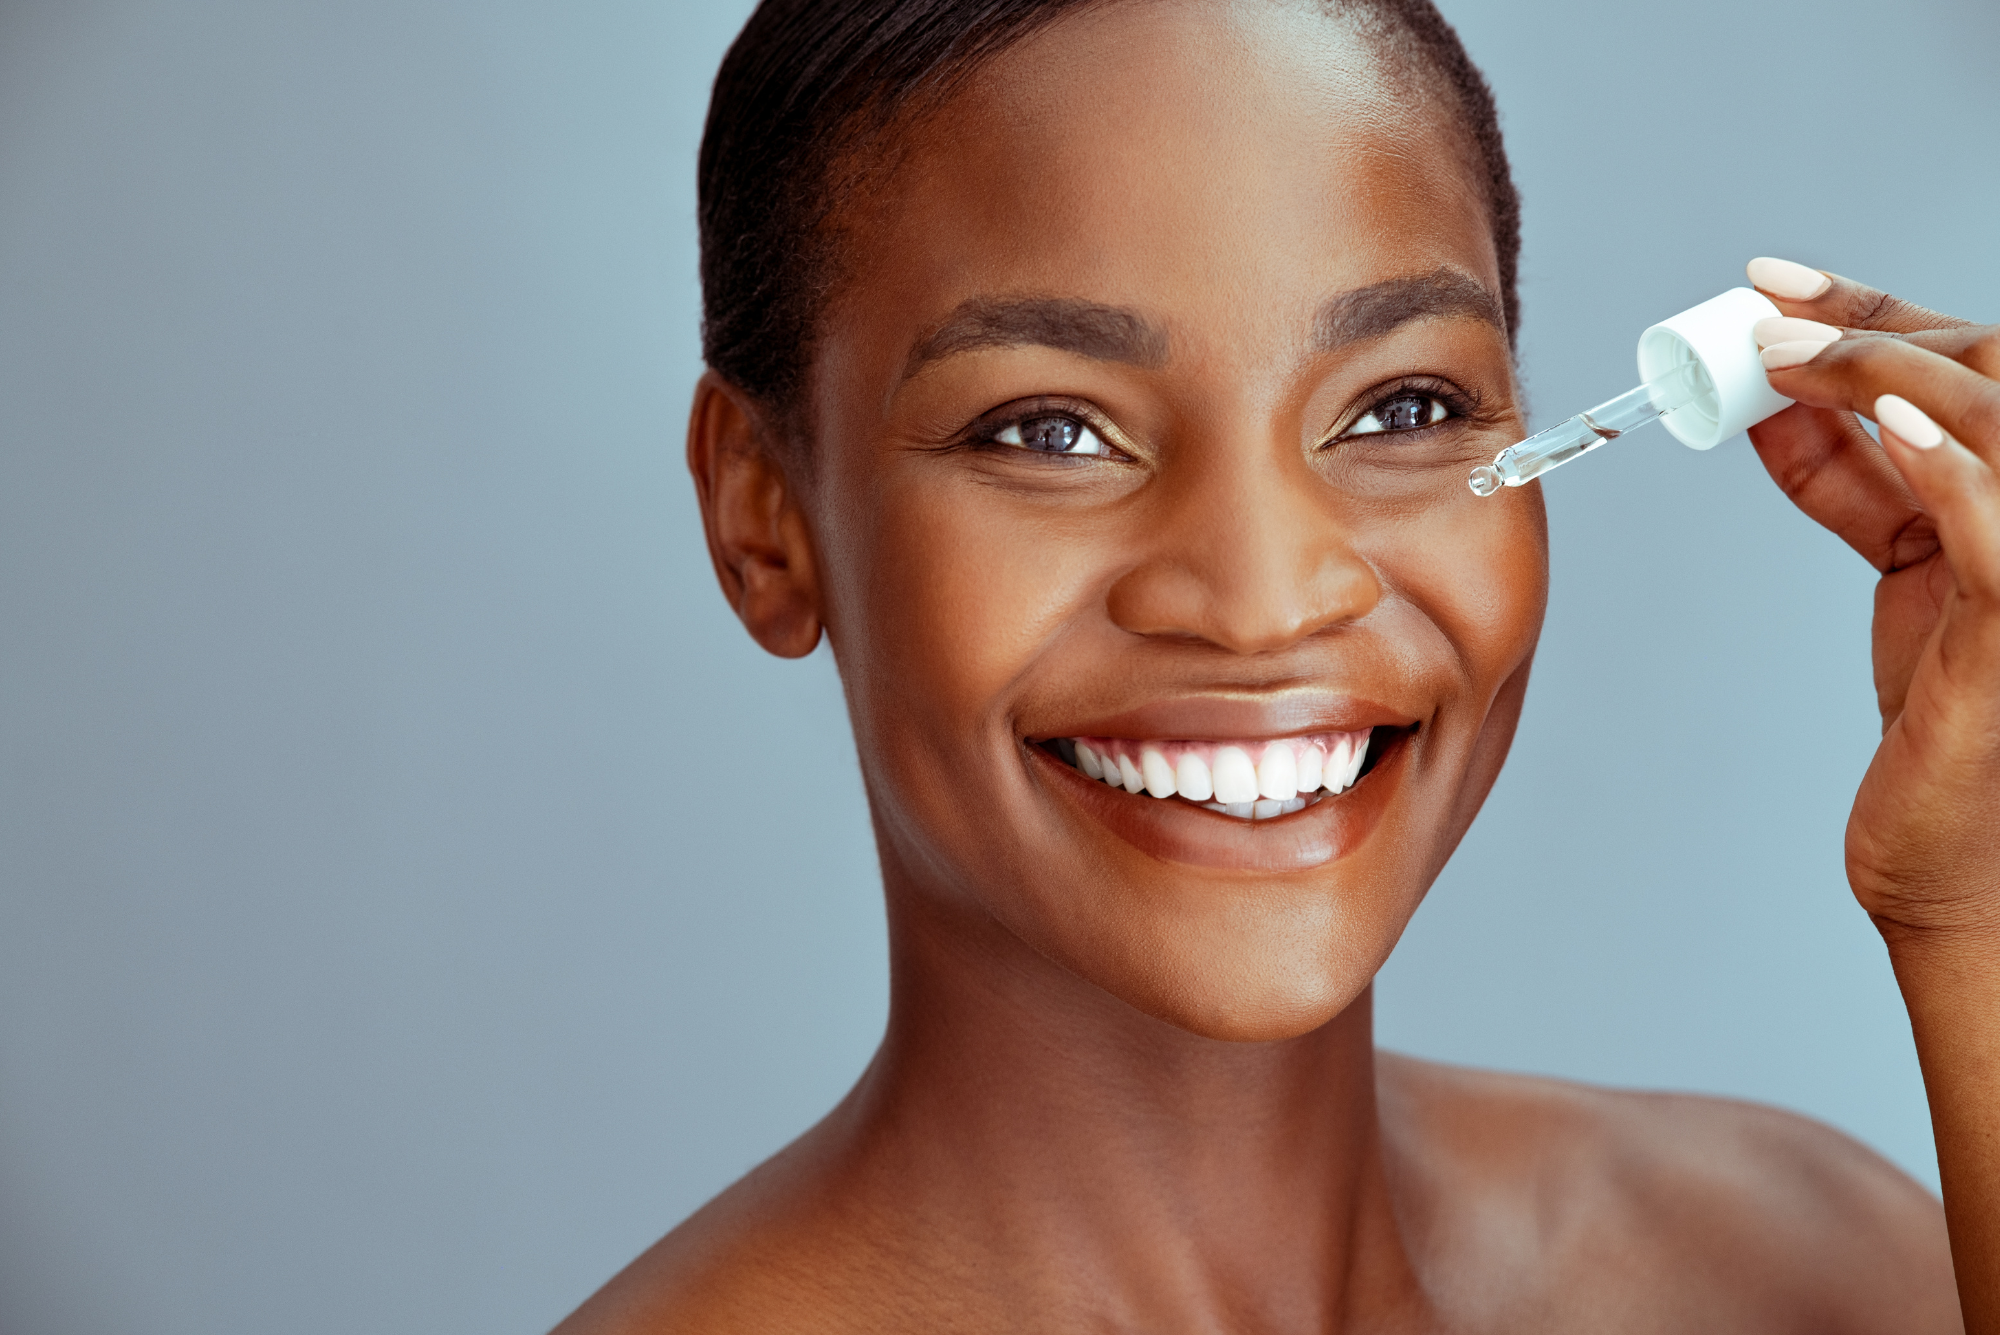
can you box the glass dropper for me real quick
[1469,358,1714,496]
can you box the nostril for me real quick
[1104,545,1381,654]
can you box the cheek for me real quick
[1382,488,1547,695]
[1373,486,1546,853]
[818,467,1099,782]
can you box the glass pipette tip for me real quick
[1468,359,1712,497]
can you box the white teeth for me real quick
[1296,744,1323,794]
[1205,795,1312,821]
[1322,736,1352,793]
[1076,743,1103,781]
[1211,746,1259,804]
[1256,742,1298,801]
[1174,751,1213,802]
[1063,730,1376,809]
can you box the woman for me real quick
[559,0,1997,1327]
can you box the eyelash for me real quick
[959,378,1478,460]
[1327,378,1476,447]
[963,398,1125,461]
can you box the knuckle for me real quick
[1966,383,2000,444]
[1966,327,2000,379]
[1856,288,1899,328]
[1823,285,1885,327]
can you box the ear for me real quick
[686,371,824,659]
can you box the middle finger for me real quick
[1763,336,2000,464]
[1900,324,2000,380]
[1762,320,2000,380]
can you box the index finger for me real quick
[1746,257,1974,335]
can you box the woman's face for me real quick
[794,0,1544,1041]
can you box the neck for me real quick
[820,877,1424,1328]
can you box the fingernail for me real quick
[1753,316,1841,349]
[1747,257,1832,300]
[1761,339,1836,370]
[1876,394,1944,450]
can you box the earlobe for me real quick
[686,371,824,659]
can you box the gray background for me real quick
[1,0,1995,1330]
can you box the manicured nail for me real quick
[1746,257,1832,300]
[1753,316,1841,348]
[1761,339,1836,370]
[1876,394,1944,450]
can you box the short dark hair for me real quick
[698,0,1521,421]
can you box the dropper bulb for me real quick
[1467,464,1502,497]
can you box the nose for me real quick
[1104,431,1380,654]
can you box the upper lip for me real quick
[1031,689,1418,743]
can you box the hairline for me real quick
[722,0,1516,450]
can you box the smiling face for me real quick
[735,0,1546,1042]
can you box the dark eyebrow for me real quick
[1311,268,1504,353]
[902,296,1170,382]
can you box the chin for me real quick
[1043,894,1396,1045]
[1150,988,1365,1045]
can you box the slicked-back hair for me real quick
[697,0,1521,423]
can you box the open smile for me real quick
[1029,723,1412,871]
[1045,731,1376,820]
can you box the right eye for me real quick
[991,414,1112,456]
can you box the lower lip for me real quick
[1032,735,1405,873]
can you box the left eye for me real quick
[1344,393,1450,436]
[993,414,1111,456]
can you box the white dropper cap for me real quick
[1635,286,1793,450]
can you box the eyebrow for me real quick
[898,267,1503,384]
[1310,267,1505,352]
[902,296,1171,383]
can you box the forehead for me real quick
[825,0,1496,375]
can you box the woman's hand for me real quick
[1745,255,2000,1330]
[1748,259,1999,936]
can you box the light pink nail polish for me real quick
[1876,395,1944,450]
[1760,339,1835,370]
[1746,257,1832,301]
[1753,316,1842,348]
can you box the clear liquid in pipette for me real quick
[1468,359,1712,497]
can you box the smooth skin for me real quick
[558,3,1988,1331]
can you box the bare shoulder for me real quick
[547,1139,896,1335]
[1376,1051,1959,1333]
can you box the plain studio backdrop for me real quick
[1,1,1996,1330]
